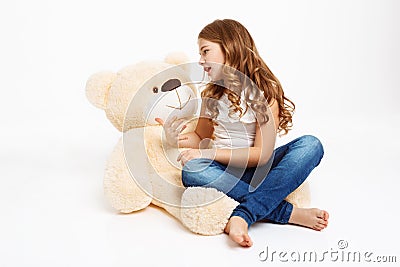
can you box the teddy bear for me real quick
[85,52,311,235]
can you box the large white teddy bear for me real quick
[85,52,310,235]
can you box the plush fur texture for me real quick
[85,53,311,235]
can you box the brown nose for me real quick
[161,79,181,92]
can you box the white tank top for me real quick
[209,93,257,149]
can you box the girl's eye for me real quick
[153,87,159,93]
[203,49,209,55]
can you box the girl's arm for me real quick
[158,101,214,149]
[214,100,280,167]
[177,117,214,148]
[178,101,280,168]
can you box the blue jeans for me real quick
[181,135,324,228]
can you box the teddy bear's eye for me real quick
[153,87,159,93]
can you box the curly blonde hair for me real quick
[199,19,295,135]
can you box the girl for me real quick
[156,19,329,247]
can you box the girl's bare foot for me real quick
[289,207,329,231]
[224,216,253,247]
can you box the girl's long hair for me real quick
[199,19,295,135]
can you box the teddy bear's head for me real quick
[85,52,198,132]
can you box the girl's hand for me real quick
[177,148,216,166]
[155,116,188,147]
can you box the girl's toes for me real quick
[317,222,327,230]
[313,224,323,231]
[316,210,325,219]
[316,218,327,227]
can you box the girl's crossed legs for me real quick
[182,135,329,247]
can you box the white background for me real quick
[1,0,399,266]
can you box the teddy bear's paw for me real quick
[103,139,153,213]
[180,187,239,236]
[104,172,153,213]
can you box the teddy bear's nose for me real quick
[161,78,181,92]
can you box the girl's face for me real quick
[198,38,225,81]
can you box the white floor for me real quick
[1,105,399,267]
[1,1,400,266]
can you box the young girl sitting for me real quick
[156,19,329,247]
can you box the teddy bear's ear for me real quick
[164,51,191,73]
[85,71,117,109]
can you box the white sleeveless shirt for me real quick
[209,93,257,149]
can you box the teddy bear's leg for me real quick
[104,137,152,213]
[180,187,239,236]
[285,181,311,208]
[180,181,310,235]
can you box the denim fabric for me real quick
[181,135,324,228]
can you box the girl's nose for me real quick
[198,56,205,65]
